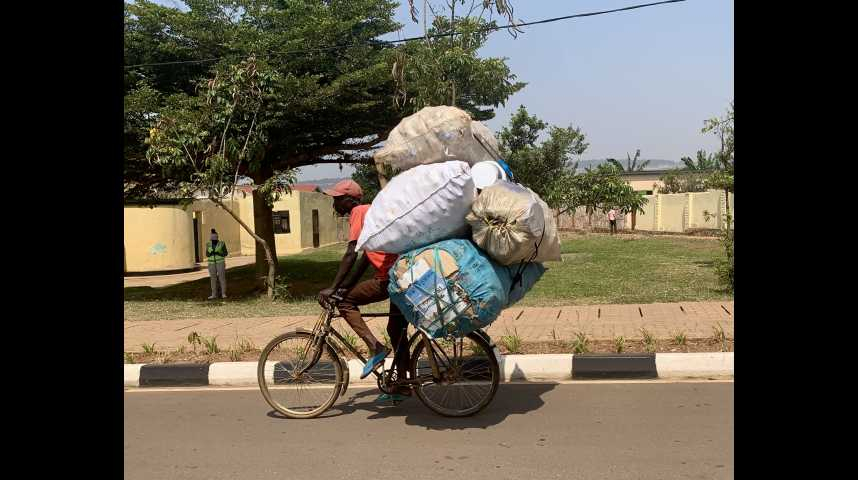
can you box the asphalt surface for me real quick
[125,381,733,480]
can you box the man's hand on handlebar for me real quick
[317,287,348,307]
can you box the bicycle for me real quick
[257,294,500,419]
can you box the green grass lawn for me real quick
[124,233,731,321]
[517,233,730,307]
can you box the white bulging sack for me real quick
[374,106,499,172]
[467,181,546,265]
[526,187,562,263]
[356,161,476,253]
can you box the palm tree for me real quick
[680,150,719,171]
[605,149,649,230]
[607,149,651,173]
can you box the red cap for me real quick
[322,179,363,200]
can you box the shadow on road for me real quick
[267,382,557,430]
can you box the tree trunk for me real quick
[210,197,276,299]
[631,211,637,230]
[250,167,278,294]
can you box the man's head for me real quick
[322,179,363,215]
[210,228,218,241]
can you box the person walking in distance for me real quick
[608,208,618,235]
[207,229,228,300]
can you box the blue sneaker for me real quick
[375,393,410,404]
[360,348,390,379]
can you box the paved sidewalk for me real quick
[124,301,733,352]
[124,256,257,289]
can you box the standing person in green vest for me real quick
[206,229,228,300]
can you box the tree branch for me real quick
[233,107,260,199]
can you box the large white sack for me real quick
[374,106,499,172]
[467,181,546,265]
[356,161,476,254]
[470,120,501,160]
[525,187,562,262]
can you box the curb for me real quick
[125,352,733,387]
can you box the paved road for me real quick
[125,381,732,480]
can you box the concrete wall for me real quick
[625,176,663,193]
[124,204,195,272]
[631,195,656,230]
[335,216,350,242]
[272,192,304,254]
[237,194,257,255]
[556,190,734,233]
[298,191,340,248]
[190,199,241,260]
[659,193,687,232]
[687,190,721,230]
[238,191,304,256]
[555,207,627,230]
[238,191,341,257]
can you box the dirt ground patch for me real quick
[495,338,734,355]
[125,337,733,364]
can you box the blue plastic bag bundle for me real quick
[388,239,544,338]
[501,261,546,306]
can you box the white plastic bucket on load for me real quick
[471,161,508,189]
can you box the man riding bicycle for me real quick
[318,180,411,403]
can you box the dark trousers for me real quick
[609,219,617,234]
[338,278,409,378]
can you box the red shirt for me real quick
[349,204,397,280]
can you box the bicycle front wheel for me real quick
[257,331,343,419]
[409,331,500,417]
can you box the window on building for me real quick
[273,211,290,234]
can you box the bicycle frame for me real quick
[309,302,446,387]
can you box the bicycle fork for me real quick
[422,335,443,381]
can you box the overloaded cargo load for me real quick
[388,239,545,338]
[525,186,562,262]
[355,161,476,254]
[467,181,562,264]
[467,181,546,265]
[503,262,545,306]
[373,106,500,172]
[470,160,509,189]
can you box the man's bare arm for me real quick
[330,240,359,291]
[341,254,371,291]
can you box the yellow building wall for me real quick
[625,190,734,233]
[237,194,257,255]
[273,192,305,254]
[190,199,242,259]
[238,191,304,256]
[626,176,663,193]
[298,192,340,248]
[630,195,657,230]
[124,204,195,272]
[659,193,687,232]
[687,190,721,229]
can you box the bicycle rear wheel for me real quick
[257,331,343,419]
[409,331,499,417]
